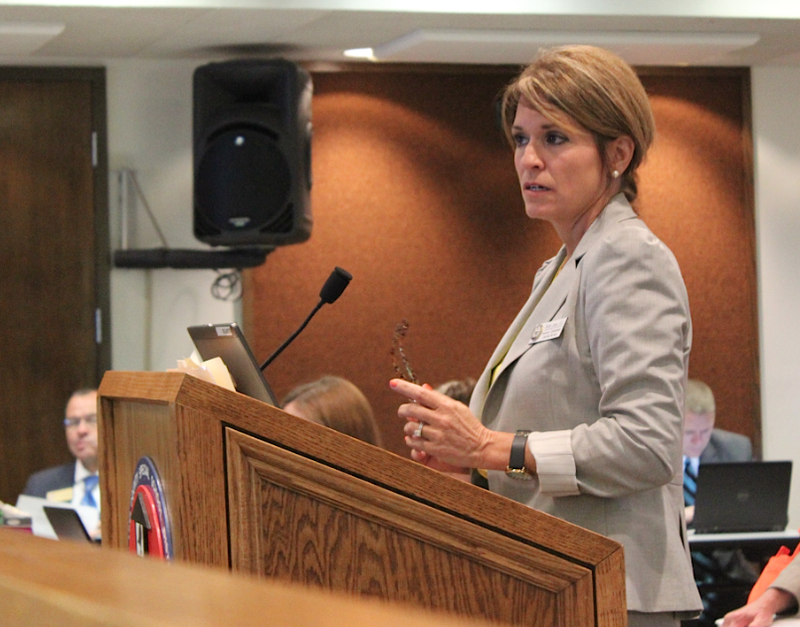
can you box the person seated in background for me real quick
[683,378,757,627]
[721,554,800,626]
[683,378,753,525]
[282,376,383,447]
[434,378,476,406]
[21,388,101,538]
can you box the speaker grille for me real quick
[195,127,292,234]
[260,203,294,234]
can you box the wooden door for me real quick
[0,67,109,503]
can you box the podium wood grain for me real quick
[0,530,499,627]
[98,371,627,627]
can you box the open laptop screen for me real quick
[187,323,278,406]
[692,460,792,534]
[43,505,96,543]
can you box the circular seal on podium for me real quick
[128,456,173,559]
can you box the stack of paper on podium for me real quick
[167,353,235,392]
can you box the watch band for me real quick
[505,430,533,480]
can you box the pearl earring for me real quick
[612,169,620,179]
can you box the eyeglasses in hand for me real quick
[390,319,418,385]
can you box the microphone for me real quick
[319,266,352,304]
[259,267,352,371]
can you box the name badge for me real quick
[529,318,567,344]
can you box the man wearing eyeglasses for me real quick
[21,388,99,518]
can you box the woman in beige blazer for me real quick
[391,45,702,627]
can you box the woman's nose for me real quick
[520,144,544,168]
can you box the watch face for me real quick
[505,467,534,480]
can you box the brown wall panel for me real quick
[244,65,758,459]
[638,69,759,451]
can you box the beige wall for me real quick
[752,66,800,529]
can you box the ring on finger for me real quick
[413,422,425,438]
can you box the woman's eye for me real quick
[546,132,567,145]
[512,133,529,147]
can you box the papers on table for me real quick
[15,494,99,540]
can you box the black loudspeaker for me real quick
[193,58,313,247]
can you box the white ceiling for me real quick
[1,2,800,67]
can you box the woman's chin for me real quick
[524,205,553,222]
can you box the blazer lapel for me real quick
[498,253,573,373]
[570,194,638,263]
[470,195,638,420]
[471,248,569,418]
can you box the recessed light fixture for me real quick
[343,47,376,61]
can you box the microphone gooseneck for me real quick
[259,267,352,371]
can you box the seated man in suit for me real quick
[683,379,757,626]
[683,378,752,524]
[22,388,100,537]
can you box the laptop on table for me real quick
[691,460,793,534]
[187,323,277,406]
[43,505,98,544]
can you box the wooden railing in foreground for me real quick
[0,530,499,627]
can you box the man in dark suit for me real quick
[699,429,753,464]
[22,388,100,536]
[683,380,752,518]
[22,462,76,499]
[683,379,756,627]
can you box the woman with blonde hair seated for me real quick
[282,376,383,447]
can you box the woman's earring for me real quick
[612,169,620,179]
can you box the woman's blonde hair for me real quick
[282,376,383,446]
[501,45,655,203]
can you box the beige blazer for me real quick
[470,195,702,614]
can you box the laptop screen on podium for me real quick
[187,323,278,406]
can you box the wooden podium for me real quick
[98,371,627,627]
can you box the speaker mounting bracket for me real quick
[112,247,272,270]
